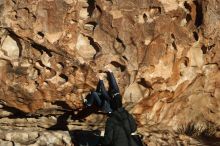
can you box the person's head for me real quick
[110,95,122,111]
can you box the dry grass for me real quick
[177,121,217,137]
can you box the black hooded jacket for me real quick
[100,108,139,146]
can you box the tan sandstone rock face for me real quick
[0,0,220,145]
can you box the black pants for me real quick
[86,72,120,113]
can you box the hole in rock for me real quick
[184,1,192,12]
[110,61,126,72]
[201,44,215,54]
[171,34,177,50]
[87,0,95,17]
[210,109,215,113]
[116,37,126,50]
[184,58,189,67]
[15,14,18,19]
[87,36,101,52]
[58,62,65,68]
[193,0,203,27]
[35,81,40,87]
[172,41,177,50]
[79,63,88,71]
[31,43,52,57]
[171,33,175,39]
[122,56,128,61]
[59,73,68,82]
[149,6,162,15]
[137,78,152,89]
[72,66,78,72]
[143,13,147,22]
[186,14,192,22]
[37,31,44,38]
[193,31,199,41]
[207,44,215,51]
[85,21,98,30]
[11,0,16,4]
[23,7,30,13]
[46,67,56,76]
[201,45,207,54]
[36,60,46,67]
[96,4,102,14]
[32,14,37,20]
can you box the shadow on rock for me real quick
[70,130,101,146]
[47,105,103,145]
[47,111,70,130]
[47,105,99,130]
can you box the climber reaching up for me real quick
[72,70,143,146]
[84,69,121,114]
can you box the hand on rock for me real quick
[107,68,112,73]
[97,73,105,80]
[104,66,113,73]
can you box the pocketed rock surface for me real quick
[0,0,220,145]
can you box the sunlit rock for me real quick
[79,9,89,20]
[187,42,204,67]
[158,0,179,12]
[45,32,63,44]
[1,36,20,59]
[64,0,74,5]
[40,52,51,67]
[123,83,145,103]
[0,0,219,145]
[76,34,96,59]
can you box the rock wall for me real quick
[0,0,220,145]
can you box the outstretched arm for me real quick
[96,80,111,101]
[107,71,120,94]
[96,80,105,93]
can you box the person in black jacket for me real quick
[84,70,120,114]
[100,93,139,146]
